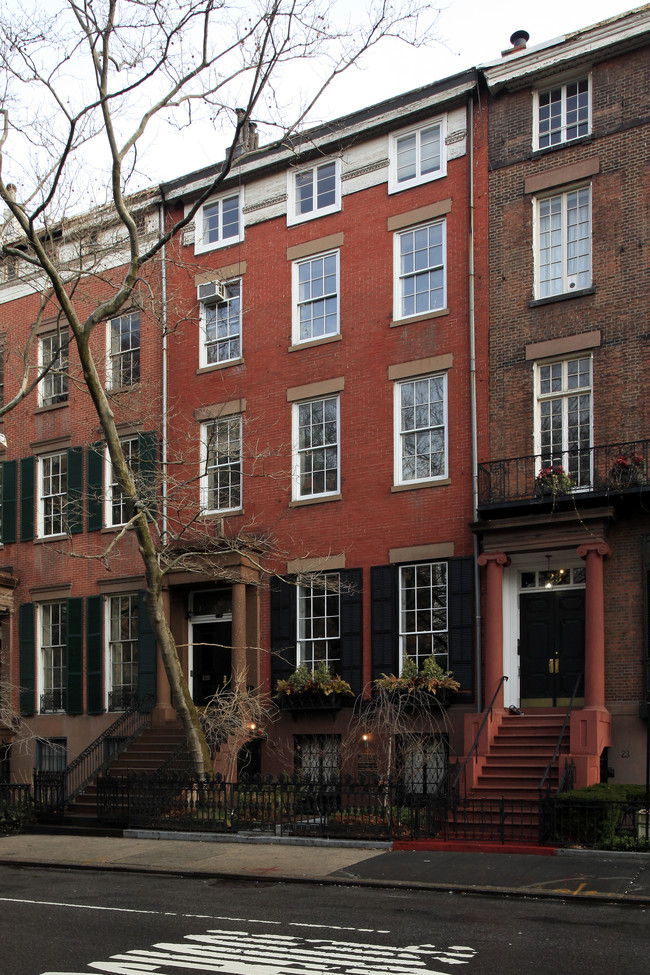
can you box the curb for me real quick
[1,855,649,906]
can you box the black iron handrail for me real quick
[452,675,508,796]
[34,694,154,812]
[539,673,582,798]
[478,439,650,506]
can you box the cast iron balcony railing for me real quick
[478,439,650,508]
[40,688,66,713]
[108,685,138,712]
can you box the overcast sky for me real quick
[152,0,641,183]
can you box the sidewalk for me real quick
[1,830,649,903]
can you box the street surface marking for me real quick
[39,929,478,975]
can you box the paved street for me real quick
[0,864,648,975]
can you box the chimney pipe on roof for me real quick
[502,29,529,57]
[233,109,259,159]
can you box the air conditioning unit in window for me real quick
[197,280,227,302]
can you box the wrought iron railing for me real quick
[33,694,154,820]
[478,439,650,507]
[40,689,66,713]
[108,686,138,712]
[539,673,582,799]
[452,675,508,800]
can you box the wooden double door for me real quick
[520,590,585,707]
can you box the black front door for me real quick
[520,590,585,707]
[191,620,232,705]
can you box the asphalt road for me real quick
[0,864,647,975]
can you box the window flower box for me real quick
[275,663,354,715]
[373,656,459,710]
[535,464,572,498]
[608,453,644,489]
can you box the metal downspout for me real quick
[468,89,483,713]
[158,198,168,542]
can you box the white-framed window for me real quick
[394,219,446,320]
[38,331,68,407]
[38,601,67,713]
[292,251,339,344]
[201,415,242,513]
[194,191,243,254]
[106,593,138,711]
[199,279,241,366]
[535,186,591,298]
[105,437,138,528]
[399,561,448,672]
[108,312,140,387]
[38,451,67,537]
[535,78,590,150]
[535,355,593,489]
[395,373,447,485]
[389,118,446,193]
[293,395,340,500]
[297,573,341,670]
[287,159,340,225]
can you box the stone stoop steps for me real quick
[35,723,187,836]
[451,712,569,843]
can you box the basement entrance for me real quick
[519,569,585,708]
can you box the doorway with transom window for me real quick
[188,589,232,706]
[518,563,585,708]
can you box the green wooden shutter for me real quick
[18,602,35,716]
[67,447,84,535]
[1,459,17,544]
[270,576,296,686]
[137,431,158,517]
[137,590,157,702]
[86,595,104,714]
[370,564,397,681]
[66,597,83,714]
[19,456,35,542]
[340,568,363,695]
[448,556,475,701]
[86,443,104,532]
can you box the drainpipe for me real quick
[467,88,483,713]
[158,196,168,543]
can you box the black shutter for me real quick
[270,576,296,688]
[370,564,397,682]
[137,591,157,700]
[448,556,475,701]
[339,568,363,695]
[86,443,104,532]
[86,595,104,714]
[18,602,35,716]
[67,447,84,535]
[19,456,35,542]
[66,597,84,714]
[1,459,17,544]
[138,431,158,517]
[643,537,650,706]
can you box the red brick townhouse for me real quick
[0,193,165,782]
[0,70,489,787]
[471,5,650,791]
[160,69,489,781]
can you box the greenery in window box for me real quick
[608,452,644,488]
[275,662,354,700]
[535,464,573,497]
[374,655,460,697]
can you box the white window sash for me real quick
[393,219,447,321]
[388,117,447,194]
[287,159,341,226]
[291,251,340,344]
[534,186,591,298]
[534,77,591,150]
[38,452,67,537]
[394,373,448,485]
[200,416,243,514]
[199,279,242,367]
[194,191,243,254]
[292,396,340,500]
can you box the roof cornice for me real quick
[481,5,650,92]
